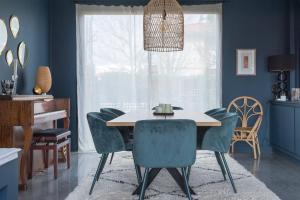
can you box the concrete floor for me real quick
[19,151,300,200]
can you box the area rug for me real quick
[66,151,280,200]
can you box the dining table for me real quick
[106,110,221,196]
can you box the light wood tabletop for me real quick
[106,110,221,127]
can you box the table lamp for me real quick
[35,66,52,95]
[268,55,295,100]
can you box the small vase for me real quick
[12,59,18,95]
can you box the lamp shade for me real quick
[35,66,52,94]
[144,0,184,52]
[268,55,295,72]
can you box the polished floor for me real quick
[19,151,300,200]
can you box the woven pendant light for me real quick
[144,0,184,52]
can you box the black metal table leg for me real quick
[166,168,196,195]
[133,167,196,196]
[132,168,161,195]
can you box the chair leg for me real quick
[231,142,235,154]
[220,153,237,193]
[186,166,191,182]
[44,147,49,168]
[134,164,142,184]
[109,153,114,165]
[139,168,149,200]
[53,145,58,179]
[182,167,192,200]
[256,138,261,158]
[28,147,33,179]
[214,151,226,180]
[89,153,109,195]
[66,143,71,169]
[96,153,109,181]
[253,139,257,160]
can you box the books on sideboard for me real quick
[0,95,54,101]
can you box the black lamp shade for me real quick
[268,55,295,72]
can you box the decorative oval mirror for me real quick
[5,50,13,66]
[9,15,20,38]
[18,42,28,68]
[0,19,8,55]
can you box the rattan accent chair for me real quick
[227,96,263,159]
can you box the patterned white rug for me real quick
[66,151,280,200]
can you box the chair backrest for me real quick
[100,108,125,117]
[227,96,263,129]
[151,106,184,110]
[205,108,227,116]
[201,113,238,153]
[97,112,116,121]
[133,120,197,168]
[87,112,125,154]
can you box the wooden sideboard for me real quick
[0,95,70,190]
[270,101,300,160]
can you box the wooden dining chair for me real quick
[227,96,263,159]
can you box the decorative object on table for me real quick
[35,66,52,95]
[1,80,15,95]
[5,50,13,66]
[291,88,300,101]
[11,59,19,95]
[268,54,295,100]
[143,0,184,52]
[236,49,256,76]
[227,96,263,160]
[18,41,28,68]
[33,86,43,95]
[9,15,20,38]
[153,103,174,115]
[0,18,8,55]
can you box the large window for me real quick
[76,4,222,152]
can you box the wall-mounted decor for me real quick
[18,41,28,68]
[9,15,20,38]
[0,19,8,55]
[236,49,256,76]
[5,50,13,66]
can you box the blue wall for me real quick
[49,0,291,151]
[222,0,290,150]
[0,0,49,94]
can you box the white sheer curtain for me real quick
[76,4,222,152]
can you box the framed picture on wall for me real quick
[236,49,256,76]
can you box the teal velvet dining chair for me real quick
[86,112,141,195]
[99,108,131,164]
[200,113,238,193]
[133,120,197,200]
[100,108,125,117]
[205,107,227,116]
